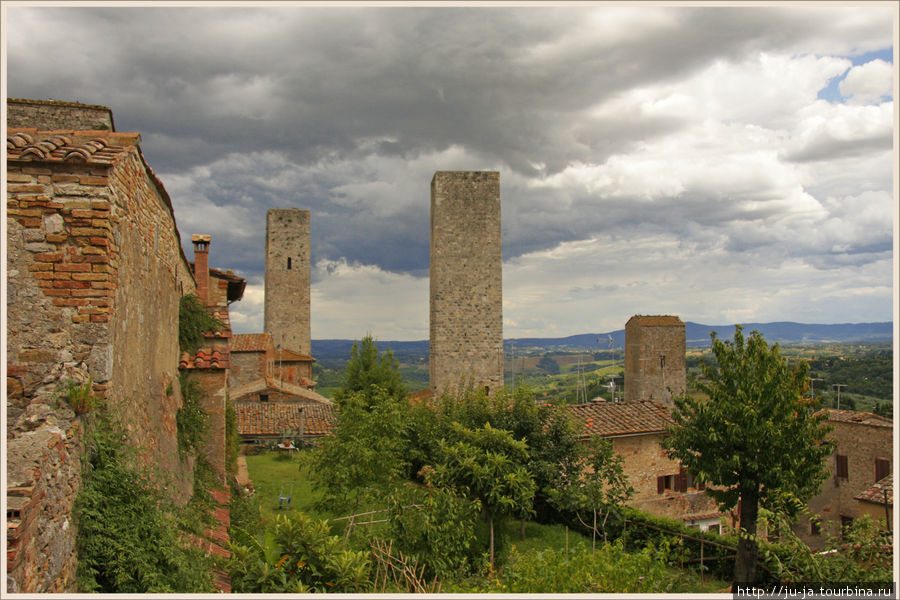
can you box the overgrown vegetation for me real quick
[176,373,209,457]
[178,293,225,354]
[75,398,215,592]
[63,378,96,415]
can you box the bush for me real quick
[177,374,208,457]
[178,294,225,355]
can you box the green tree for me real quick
[335,334,407,403]
[663,327,834,587]
[429,422,536,570]
[548,436,633,551]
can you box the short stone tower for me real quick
[264,208,311,356]
[430,171,503,397]
[624,315,686,406]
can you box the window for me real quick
[875,458,891,482]
[707,524,720,535]
[657,472,688,494]
[659,354,666,369]
[835,454,849,479]
[287,257,292,270]
[810,520,821,536]
[260,393,269,402]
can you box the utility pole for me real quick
[832,383,846,410]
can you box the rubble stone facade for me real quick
[264,208,311,356]
[429,171,503,397]
[624,315,686,405]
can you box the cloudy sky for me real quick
[4,3,897,340]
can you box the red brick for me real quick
[33,253,63,263]
[79,176,108,186]
[92,264,114,273]
[8,184,46,193]
[53,298,89,307]
[32,272,58,280]
[45,234,68,243]
[70,227,107,237]
[22,218,42,228]
[7,173,32,183]
[71,315,90,323]
[53,280,91,289]
[70,272,107,281]
[28,263,53,272]
[90,315,109,322]
[92,201,111,210]
[89,237,110,246]
[91,219,111,229]
[70,289,110,297]
[46,290,72,298]
[54,263,92,272]
[7,208,43,218]
[70,209,106,219]
[21,166,51,175]
[51,174,80,183]
[90,281,116,290]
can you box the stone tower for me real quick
[430,171,503,397]
[264,208,311,356]
[624,315,686,406]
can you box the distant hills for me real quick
[311,322,892,364]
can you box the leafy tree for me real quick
[335,334,407,403]
[178,294,225,355]
[663,327,834,587]
[548,436,634,551]
[308,386,411,514]
[428,422,536,570]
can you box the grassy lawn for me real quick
[244,449,326,521]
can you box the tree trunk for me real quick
[732,485,760,590]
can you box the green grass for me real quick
[244,450,327,521]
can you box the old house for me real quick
[233,402,335,445]
[795,409,893,547]
[566,400,725,531]
[229,332,316,390]
[854,474,892,525]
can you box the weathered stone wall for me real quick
[229,351,270,388]
[624,316,686,405]
[796,418,893,548]
[429,171,503,397]
[610,433,721,523]
[6,405,82,594]
[264,208,311,356]
[186,369,228,481]
[6,127,196,592]
[7,99,115,131]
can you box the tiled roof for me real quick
[7,129,138,164]
[232,333,272,353]
[817,409,892,429]
[203,307,232,339]
[229,377,333,405]
[627,315,684,326]
[277,349,315,362]
[567,400,673,437]
[855,475,893,506]
[179,348,230,370]
[234,402,336,437]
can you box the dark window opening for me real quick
[707,524,720,535]
[810,520,821,536]
[659,354,666,369]
[260,393,269,402]
[835,454,849,479]
[875,458,891,482]
[287,257,292,270]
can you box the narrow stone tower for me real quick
[264,208,311,356]
[624,315,686,406]
[430,171,503,398]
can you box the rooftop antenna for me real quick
[832,383,846,410]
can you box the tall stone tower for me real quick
[264,208,311,356]
[624,315,686,406]
[430,171,503,397]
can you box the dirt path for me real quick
[236,455,251,488]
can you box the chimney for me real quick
[192,234,211,304]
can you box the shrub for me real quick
[177,374,208,457]
[64,379,96,415]
[178,294,225,355]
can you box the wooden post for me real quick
[700,538,705,584]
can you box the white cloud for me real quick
[840,59,894,105]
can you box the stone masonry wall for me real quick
[796,419,893,548]
[6,129,196,592]
[429,171,503,397]
[8,99,115,132]
[624,316,686,405]
[264,208,311,356]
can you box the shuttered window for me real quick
[835,454,849,479]
[875,458,890,482]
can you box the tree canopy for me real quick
[663,326,834,586]
[335,334,407,404]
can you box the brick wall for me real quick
[264,209,311,356]
[6,128,196,592]
[429,171,503,397]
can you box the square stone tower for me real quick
[430,171,503,397]
[264,208,311,357]
[624,315,686,406]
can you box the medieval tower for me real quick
[429,171,503,397]
[264,208,311,357]
[624,315,686,405]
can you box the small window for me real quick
[659,354,666,369]
[810,520,821,536]
[875,458,891,482]
[657,474,676,494]
[835,454,849,479]
[260,393,269,402]
[287,257,292,270]
[707,524,720,535]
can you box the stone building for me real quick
[6,99,198,592]
[233,402,335,445]
[854,475,892,525]
[624,315,686,405]
[567,400,725,530]
[264,208,311,357]
[230,332,316,391]
[429,171,503,398]
[794,409,893,548]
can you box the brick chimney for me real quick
[192,234,211,304]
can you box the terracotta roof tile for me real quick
[816,409,892,429]
[7,128,138,165]
[229,377,332,405]
[235,402,336,437]
[277,349,315,362]
[567,400,673,437]
[179,348,230,370]
[855,474,892,506]
[231,333,272,353]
